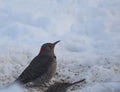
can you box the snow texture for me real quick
[0,0,120,92]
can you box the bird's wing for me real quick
[16,56,54,84]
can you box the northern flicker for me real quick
[15,40,60,86]
[45,79,86,92]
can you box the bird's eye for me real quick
[49,45,52,48]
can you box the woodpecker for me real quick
[15,40,60,86]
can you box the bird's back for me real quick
[16,55,56,85]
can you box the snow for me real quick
[0,83,24,92]
[78,82,120,92]
[0,0,120,92]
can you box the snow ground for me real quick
[0,0,120,92]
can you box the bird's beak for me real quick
[53,40,60,46]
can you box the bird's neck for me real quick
[39,52,55,58]
[40,48,44,54]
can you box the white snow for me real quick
[0,83,24,92]
[0,0,120,92]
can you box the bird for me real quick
[15,40,60,87]
[45,79,86,92]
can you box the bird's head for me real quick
[39,40,60,56]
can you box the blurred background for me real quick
[0,0,120,92]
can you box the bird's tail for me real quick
[70,78,86,86]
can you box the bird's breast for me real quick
[47,59,57,80]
